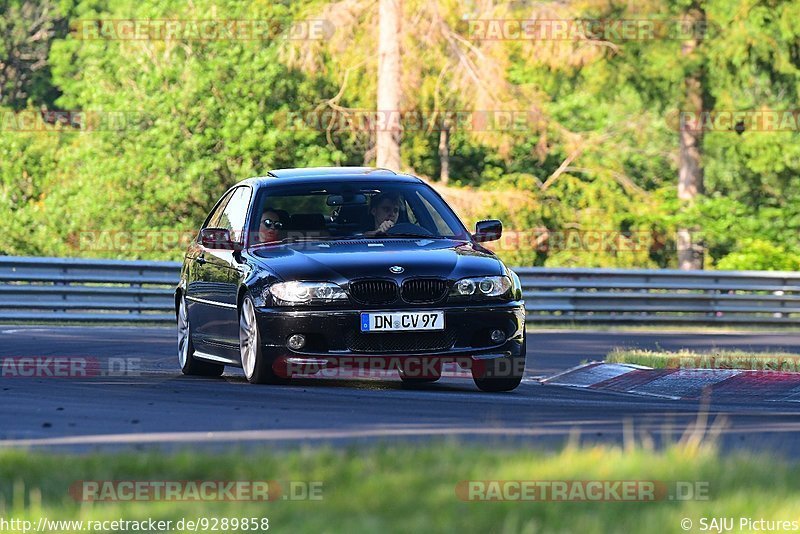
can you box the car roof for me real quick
[237,167,423,188]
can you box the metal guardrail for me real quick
[517,267,800,324]
[0,256,178,322]
[1,256,799,324]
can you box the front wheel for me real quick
[472,335,526,392]
[177,295,224,377]
[239,295,283,384]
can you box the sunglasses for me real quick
[261,219,284,230]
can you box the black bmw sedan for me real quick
[176,167,527,392]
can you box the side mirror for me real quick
[200,227,238,250]
[473,219,502,242]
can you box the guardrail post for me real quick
[775,279,786,319]
[710,275,720,320]
[134,268,143,316]
[58,264,68,316]
[641,273,650,319]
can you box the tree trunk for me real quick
[438,123,450,184]
[376,0,402,170]
[677,4,705,270]
[0,1,65,109]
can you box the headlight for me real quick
[450,276,512,299]
[266,281,348,305]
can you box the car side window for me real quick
[415,192,456,236]
[203,190,235,230]
[215,186,252,242]
[404,199,418,224]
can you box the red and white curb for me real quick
[541,362,800,402]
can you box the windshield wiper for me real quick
[250,236,328,249]
[376,233,448,239]
[252,234,454,248]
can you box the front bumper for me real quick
[254,302,526,360]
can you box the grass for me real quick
[606,348,800,371]
[0,437,799,533]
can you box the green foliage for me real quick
[0,0,73,109]
[1,0,799,268]
[715,240,800,271]
[2,0,349,259]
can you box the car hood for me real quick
[248,238,504,282]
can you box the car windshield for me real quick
[248,181,470,245]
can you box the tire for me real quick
[177,295,224,377]
[472,334,526,392]
[399,358,442,385]
[239,295,283,384]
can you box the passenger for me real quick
[258,208,286,243]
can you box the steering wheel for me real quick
[386,222,433,236]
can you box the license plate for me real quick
[360,311,445,332]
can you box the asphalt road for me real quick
[2,326,800,454]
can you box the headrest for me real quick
[288,213,327,231]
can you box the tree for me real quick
[1,0,351,259]
[677,1,706,270]
[438,122,449,183]
[0,0,70,109]
[284,0,554,173]
[376,0,401,169]
[4,0,800,270]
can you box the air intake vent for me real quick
[346,329,457,353]
[349,279,398,305]
[401,278,449,304]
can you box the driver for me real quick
[365,192,401,236]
